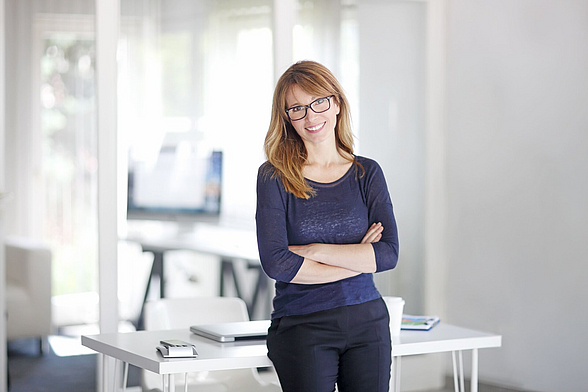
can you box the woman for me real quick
[256,60,399,392]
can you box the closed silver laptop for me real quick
[190,320,271,342]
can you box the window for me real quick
[121,0,273,224]
[36,14,98,298]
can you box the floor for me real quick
[421,380,527,392]
[8,338,100,392]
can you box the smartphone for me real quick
[157,341,199,358]
[160,339,192,347]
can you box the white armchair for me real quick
[4,236,52,353]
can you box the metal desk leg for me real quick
[101,354,119,392]
[452,351,459,392]
[452,350,475,392]
[459,350,465,392]
[391,356,401,392]
[471,349,479,392]
[102,354,108,392]
[390,357,395,392]
[110,358,127,392]
[122,362,129,392]
[163,374,176,392]
[112,359,118,392]
[169,374,176,392]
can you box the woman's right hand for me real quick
[361,222,384,244]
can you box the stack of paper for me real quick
[401,315,440,331]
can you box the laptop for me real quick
[190,320,271,342]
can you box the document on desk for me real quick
[401,315,440,331]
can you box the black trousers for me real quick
[267,298,391,392]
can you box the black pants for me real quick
[267,298,391,392]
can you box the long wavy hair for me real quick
[264,60,361,199]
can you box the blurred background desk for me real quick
[124,221,270,328]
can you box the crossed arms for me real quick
[288,222,384,284]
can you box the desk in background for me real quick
[125,221,271,327]
[83,322,502,392]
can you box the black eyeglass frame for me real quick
[285,95,334,121]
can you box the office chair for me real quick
[4,236,52,354]
[142,296,281,392]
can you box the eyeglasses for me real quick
[285,95,334,121]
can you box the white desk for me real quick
[125,222,271,325]
[126,221,260,262]
[391,323,502,392]
[82,322,501,392]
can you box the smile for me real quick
[305,122,325,133]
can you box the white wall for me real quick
[358,0,426,314]
[445,1,588,391]
[358,2,447,391]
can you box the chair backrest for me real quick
[4,236,52,340]
[4,236,52,286]
[141,297,278,392]
[144,296,249,331]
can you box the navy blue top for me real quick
[256,156,399,319]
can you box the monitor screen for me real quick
[127,147,222,221]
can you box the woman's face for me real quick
[285,84,340,148]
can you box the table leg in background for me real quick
[220,259,243,299]
[136,249,165,330]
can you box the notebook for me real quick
[190,320,271,342]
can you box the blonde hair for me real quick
[264,60,360,199]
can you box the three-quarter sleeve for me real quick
[362,160,399,272]
[255,165,305,282]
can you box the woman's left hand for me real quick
[361,222,383,244]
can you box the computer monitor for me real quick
[127,147,222,221]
